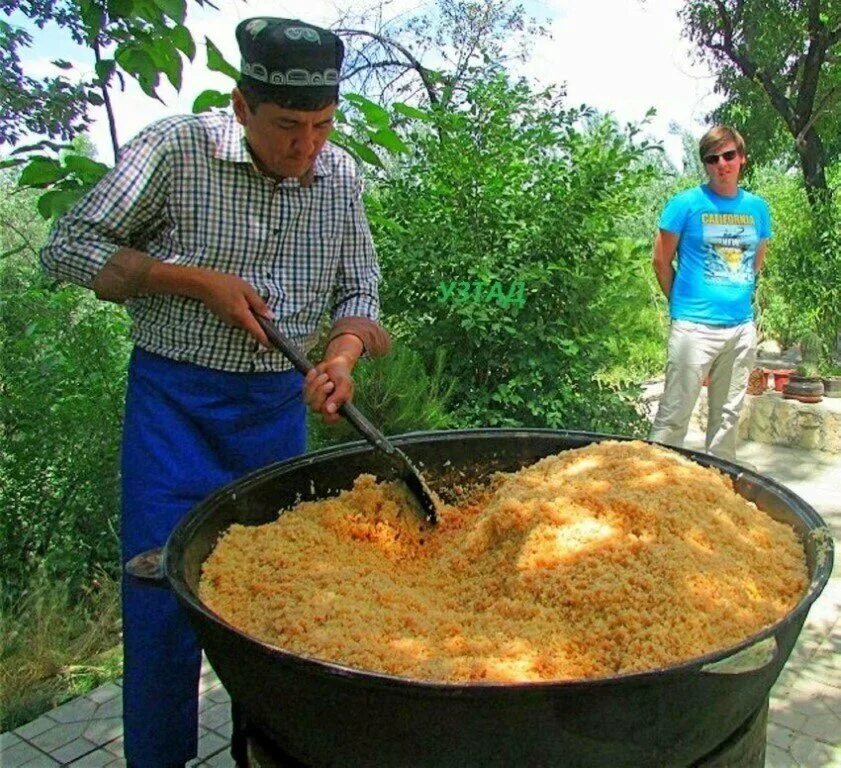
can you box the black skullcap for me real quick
[236,17,344,110]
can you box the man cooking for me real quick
[40,17,389,766]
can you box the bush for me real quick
[752,163,841,354]
[367,73,657,435]
[308,344,454,449]
[0,255,130,604]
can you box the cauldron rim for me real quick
[164,427,834,693]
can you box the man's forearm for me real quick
[324,333,364,369]
[653,261,674,298]
[93,248,208,303]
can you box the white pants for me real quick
[649,320,756,462]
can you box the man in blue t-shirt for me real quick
[649,125,772,462]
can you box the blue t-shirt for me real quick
[659,185,772,325]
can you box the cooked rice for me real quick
[199,440,808,683]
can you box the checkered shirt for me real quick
[40,112,381,372]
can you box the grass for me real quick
[0,571,123,732]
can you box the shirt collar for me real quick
[214,114,333,184]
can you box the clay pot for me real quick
[822,376,841,398]
[747,367,770,395]
[773,369,796,392]
[782,376,824,403]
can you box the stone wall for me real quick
[693,390,841,454]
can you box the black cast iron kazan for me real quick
[159,429,833,768]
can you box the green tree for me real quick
[369,72,658,433]
[680,0,841,207]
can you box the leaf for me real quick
[340,135,384,169]
[52,59,73,70]
[393,102,433,122]
[79,1,104,39]
[87,91,105,106]
[147,37,182,90]
[11,140,72,156]
[344,93,390,129]
[37,187,86,220]
[0,158,25,170]
[115,45,160,97]
[192,89,231,113]
[368,128,409,155]
[18,158,67,188]
[169,24,195,61]
[153,0,186,23]
[206,38,240,81]
[95,59,116,82]
[63,155,110,184]
[107,0,134,18]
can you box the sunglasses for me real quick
[703,149,739,165]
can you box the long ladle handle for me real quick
[253,314,400,460]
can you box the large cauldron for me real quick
[163,430,833,767]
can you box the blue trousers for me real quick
[121,348,306,767]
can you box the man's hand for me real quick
[304,355,355,423]
[304,333,364,423]
[194,270,273,348]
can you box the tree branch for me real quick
[93,37,119,162]
[336,28,439,105]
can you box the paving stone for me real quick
[764,743,799,768]
[103,759,126,767]
[50,737,98,764]
[196,730,228,760]
[768,704,808,733]
[766,721,798,750]
[102,736,124,757]
[14,715,58,740]
[47,697,99,724]
[799,710,841,744]
[199,703,232,732]
[199,690,220,712]
[206,685,231,705]
[83,717,123,747]
[789,733,839,766]
[204,748,236,767]
[211,718,233,740]
[29,722,86,753]
[199,672,221,695]
[1,740,47,768]
[86,684,121,706]
[66,748,117,767]
[93,696,122,720]
[1,731,22,749]
[19,753,60,767]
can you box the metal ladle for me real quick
[254,315,440,524]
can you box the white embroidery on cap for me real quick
[242,61,339,86]
[285,27,321,44]
[244,19,268,37]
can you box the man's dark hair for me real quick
[236,78,339,113]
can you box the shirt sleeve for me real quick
[330,168,381,322]
[658,193,689,235]
[759,199,773,239]
[40,125,171,289]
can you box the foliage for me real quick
[680,0,841,205]
[368,73,657,435]
[0,250,130,603]
[2,0,208,149]
[0,570,121,732]
[796,361,822,379]
[308,344,454,450]
[751,162,841,356]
